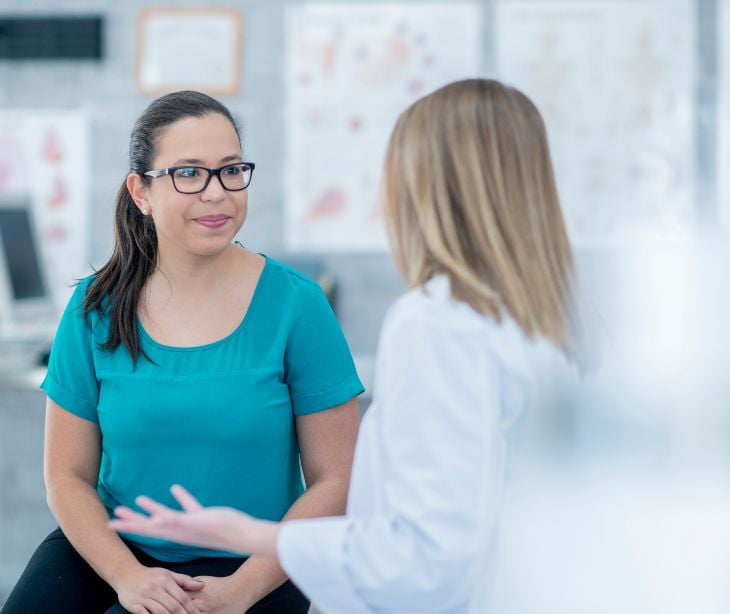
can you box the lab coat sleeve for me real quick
[278,307,502,613]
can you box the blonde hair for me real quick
[382,78,580,355]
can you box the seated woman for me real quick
[4,91,363,614]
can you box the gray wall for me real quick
[0,0,723,605]
[0,0,421,358]
[0,0,718,354]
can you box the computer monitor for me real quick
[0,197,56,339]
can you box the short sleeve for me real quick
[284,284,364,416]
[40,280,100,422]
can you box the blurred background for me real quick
[1,0,729,612]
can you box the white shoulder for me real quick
[382,275,487,341]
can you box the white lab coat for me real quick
[278,275,549,613]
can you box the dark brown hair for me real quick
[83,91,240,363]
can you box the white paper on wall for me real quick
[0,112,91,309]
[496,0,695,246]
[285,2,481,252]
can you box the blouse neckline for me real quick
[136,254,269,352]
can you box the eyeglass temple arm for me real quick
[143,169,169,178]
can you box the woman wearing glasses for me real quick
[4,92,363,613]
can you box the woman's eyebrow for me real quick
[170,154,243,165]
[220,154,243,163]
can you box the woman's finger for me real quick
[113,506,150,521]
[142,598,168,614]
[170,485,203,512]
[152,589,185,614]
[136,495,177,516]
[170,571,205,591]
[108,519,157,535]
[165,583,200,614]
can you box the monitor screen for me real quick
[0,207,47,300]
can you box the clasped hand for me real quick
[114,565,205,614]
[110,485,280,612]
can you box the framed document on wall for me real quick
[136,8,242,96]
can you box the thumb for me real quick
[170,572,205,591]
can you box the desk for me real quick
[0,368,55,604]
[0,369,46,392]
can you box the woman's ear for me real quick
[127,173,151,215]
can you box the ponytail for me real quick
[83,179,157,363]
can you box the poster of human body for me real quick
[496,0,695,246]
[0,112,90,310]
[286,2,480,251]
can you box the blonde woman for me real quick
[109,79,581,613]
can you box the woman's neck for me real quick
[151,242,242,294]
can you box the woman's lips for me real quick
[194,215,230,229]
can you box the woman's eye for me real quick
[175,167,199,178]
[224,165,241,175]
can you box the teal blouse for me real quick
[41,256,364,561]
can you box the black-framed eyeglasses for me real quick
[143,162,255,194]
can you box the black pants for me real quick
[2,528,309,614]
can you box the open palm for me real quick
[109,485,256,554]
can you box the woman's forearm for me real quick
[226,477,348,605]
[47,475,143,590]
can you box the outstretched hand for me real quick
[109,485,280,558]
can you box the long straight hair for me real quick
[83,91,240,363]
[382,79,580,355]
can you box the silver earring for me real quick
[142,207,150,215]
